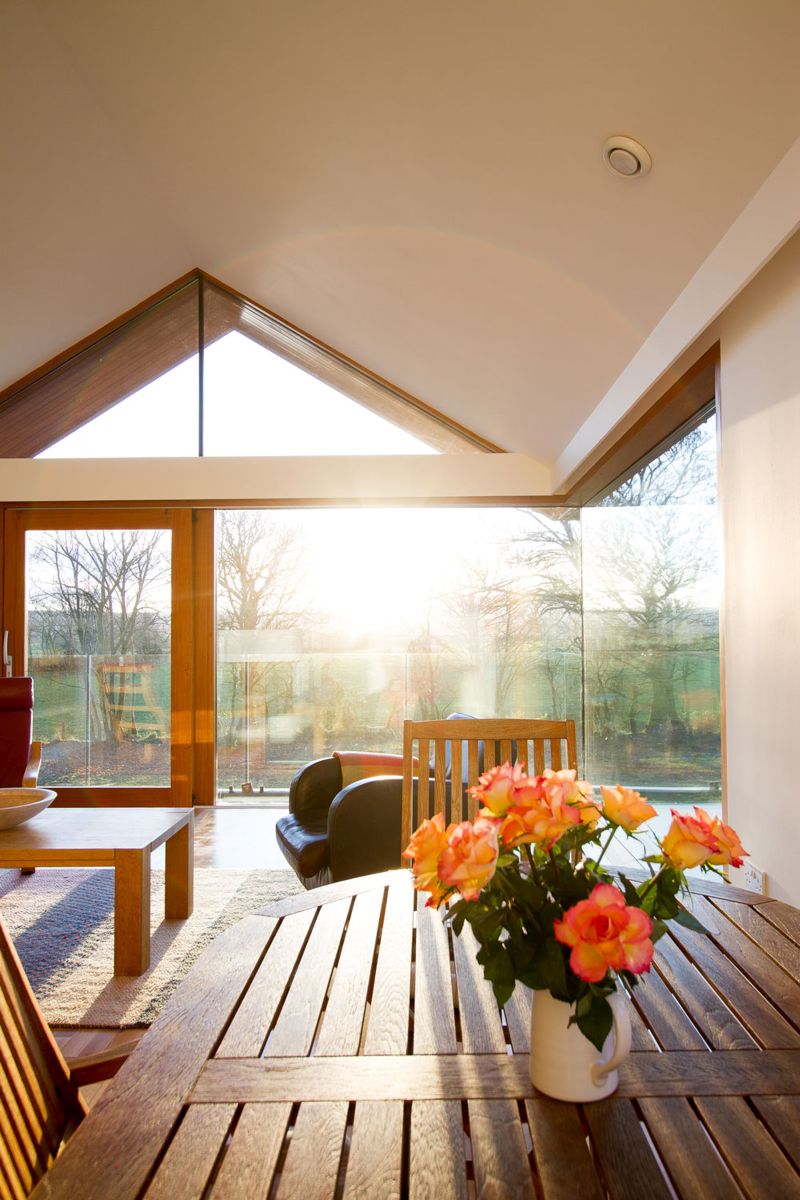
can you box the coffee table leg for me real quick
[115,850,150,975]
[165,821,194,919]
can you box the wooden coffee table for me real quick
[0,808,194,975]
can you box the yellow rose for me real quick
[600,785,657,832]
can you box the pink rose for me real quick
[554,883,654,984]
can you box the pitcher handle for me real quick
[591,992,632,1085]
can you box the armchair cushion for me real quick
[0,676,36,788]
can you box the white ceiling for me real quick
[3,0,800,478]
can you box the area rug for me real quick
[0,867,303,1028]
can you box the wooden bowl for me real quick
[0,788,57,830]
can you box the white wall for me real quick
[715,229,800,903]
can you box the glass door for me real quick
[2,508,193,805]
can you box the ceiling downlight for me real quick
[602,135,652,178]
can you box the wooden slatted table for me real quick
[32,868,800,1199]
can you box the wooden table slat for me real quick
[755,900,800,948]
[696,1095,800,1200]
[144,1105,235,1200]
[215,913,296,1057]
[750,1095,800,1171]
[468,1098,536,1199]
[208,1103,291,1200]
[502,983,531,1053]
[653,934,758,1050]
[273,1101,349,1200]
[688,896,800,1030]
[632,962,708,1050]
[409,1100,467,1200]
[343,1101,403,1200]
[584,1098,673,1200]
[363,874,413,1056]
[265,897,351,1057]
[451,922,506,1053]
[256,870,392,919]
[664,923,800,1048]
[712,898,800,984]
[638,1097,745,1200]
[413,897,457,1055]
[189,1048,800,1103]
[316,888,384,1056]
[525,1097,604,1200]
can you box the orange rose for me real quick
[600,785,657,832]
[661,808,719,869]
[541,768,600,827]
[498,796,564,849]
[470,761,540,818]
[403,813,451,906]
[697,808,748,869]
[554,883,654,984]
[438,816,500,901]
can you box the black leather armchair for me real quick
[276,754,405,889]
[276,714,480,889]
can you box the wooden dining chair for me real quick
[0,917,135,1198]
[400,717,579,855]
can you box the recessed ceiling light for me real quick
[602,135,652,178]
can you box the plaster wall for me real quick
[715,228,800,903]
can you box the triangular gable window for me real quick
[0,273,495,458]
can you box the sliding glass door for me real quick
[2,508,193,805]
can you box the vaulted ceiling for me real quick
[3,0,800,481]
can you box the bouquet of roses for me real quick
[403,764,747,1050]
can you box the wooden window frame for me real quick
[2,507,196,807]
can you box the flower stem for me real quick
[593,825,617,871]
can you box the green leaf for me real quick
[536,940,568,998]
[618,874,641,906]
[491,976,516,1007]
[575,994,613,1052]
[650,918,668,944]
[672,907,710,934]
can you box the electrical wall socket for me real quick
[743,861,767,894]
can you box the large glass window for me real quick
[215,507,582,801]
[582,412,721,859]
[213,416,720,818]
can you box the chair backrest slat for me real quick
[401,718,579,858]
[0,919,85,1197]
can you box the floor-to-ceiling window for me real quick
[582,409,721,860]
[215,506,582,801]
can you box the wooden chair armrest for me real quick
[68,1038,141,1087]
[23,741,43,787]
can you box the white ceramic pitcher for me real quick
[529,989,631,1102]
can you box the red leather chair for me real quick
[0,676,42,788]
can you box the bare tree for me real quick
[444,563,536,715]
[216,512,311,763]
[30,530,169,656]
[216,511,306,632]
[517,417,720,770]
